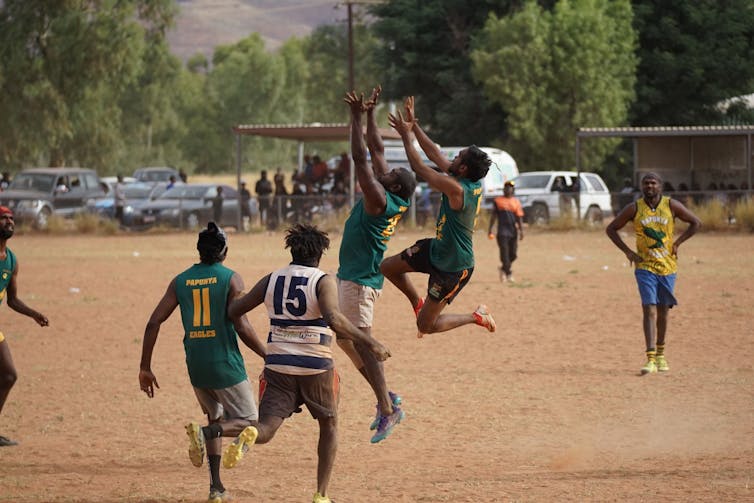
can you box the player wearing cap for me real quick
[0,206,49,447]
[139,221,266,503]
[487,180,524,282]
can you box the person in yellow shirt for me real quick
[606,172,701,375]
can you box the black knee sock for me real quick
[202,423,223,439]
[208,454,223,491]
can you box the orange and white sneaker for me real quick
[413,297,425,318]
[473,305,496,332]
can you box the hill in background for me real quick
[166,0,346,61]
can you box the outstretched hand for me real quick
[364,85,382,111]
[388,110,412,137]
[343,91,365,116]
[403,96,416,124]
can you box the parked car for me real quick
[134,183,240,230]
[87,181,170,228]
[132,166,180,184]
[511,171,612,224]
[0,168,106,228]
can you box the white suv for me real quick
[511,171,612,224]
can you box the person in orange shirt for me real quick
[488,180,524,282]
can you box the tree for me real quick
[631,1,754,126]
[370,0,522,146]
[0,0,175,169]
[471,0,637,171]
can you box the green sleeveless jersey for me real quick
[634,196,677,276]
[175,262,247,389]
[0,248,16,304]
[337,192,410,289]
[430,178,483,272]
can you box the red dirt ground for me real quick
[1,228,752,502]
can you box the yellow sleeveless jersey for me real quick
[633,196,676,275]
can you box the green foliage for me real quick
[0,0,175,170]
[471,0,636,171]
[631,0,754,126]
[370,0,516,146]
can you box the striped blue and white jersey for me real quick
[263,264,334,376]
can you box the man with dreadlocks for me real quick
[224,224,391,503]
[139,221,266,503]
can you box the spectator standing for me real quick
[213,186,224,224]
[0,173,11,191]
[178,168,188,183]
[255,170,273,228]
[167,175,177,190]
[488,180,524,282]
[239,181,252,231]
[114,174,127,225]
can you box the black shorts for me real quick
[259,368,339,420]
[400,238,474,304]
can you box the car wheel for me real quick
[186,212,200,229]
[531,204,549,225]
[585,206,603,225]
[35,207,52,230]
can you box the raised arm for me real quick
[365,85,388,177]
[228,272,266,360]
[317,274,390,361]
[345,90,386,215]
[403,96,450,172]
[389,110,464,208]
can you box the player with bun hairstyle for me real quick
[139,222,266,503]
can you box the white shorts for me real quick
[337,278,381,328]
[193,378,258,422]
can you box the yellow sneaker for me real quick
[640,360,658,375]
[185,422,205,468]
[656,355,669,372]
[208,488,230,503]
[313,492,332,503]
[222,426,258,469]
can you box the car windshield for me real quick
[8,173,56,193]
[134,169,175,182]
[159,185,209,199]
[512,174,551,189]
[124,184,154,199]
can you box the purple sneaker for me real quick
[369,391,402,430]
[370,406,404,444]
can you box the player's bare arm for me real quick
[669,198,702,256]
[403,96,450,172]
[228,274,270,319]
[6,262,48,326]
[364,85,388,177]
[317,275,390,361]
[228,273,266,359]
[389,110,463,209]
[139,279,180,397]
[606,203,643,264]
[346,90,386,215]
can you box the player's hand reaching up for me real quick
[388,110,412,137]
[364,85,382,111]
[403,96,416,124]
[344,91,365,115]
